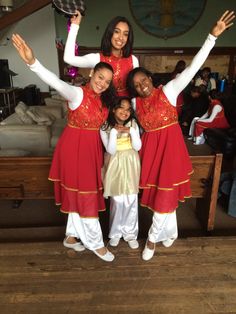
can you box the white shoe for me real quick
[127,239,139,249]
[162,238,175,248]
[194,135,205,145]
[109,237,120,247]
[93,249,115,262]
[63,237,85,252]
[142,241,155,261]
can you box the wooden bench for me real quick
[0,152,222,232]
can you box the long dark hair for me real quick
[102,96,139,130]
[126,67,153,98]
[93,62,117,108]
[101,16,134,57]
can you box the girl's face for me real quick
[113,99,131,125]
[111,22,129,54]
[90,68,113,94]
[133,72,154,98]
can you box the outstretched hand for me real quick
[211,10,235,37]
[70,10,82,25]
[12,34,35,65]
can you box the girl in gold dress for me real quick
[100,97,141,249]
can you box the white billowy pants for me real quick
[148,211,178,243]
[65,213,104,251]
[109,194,139,241]
[189,117,205,144]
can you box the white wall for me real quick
[0,5,59,92]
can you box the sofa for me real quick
[0,100,67,156]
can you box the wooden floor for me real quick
[0,237,236,314]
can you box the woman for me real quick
[63,12,139,96]
[126,11,235,261]
[12,33,117,262]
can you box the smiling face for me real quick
[90,67,113,94]
[113,99,132,125]
[111,21,129,55]
[133,72,154,98]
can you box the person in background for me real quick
[188,89,230,145]
[180,85,209,135]
[126,11,235,261]
[100,96,141,250]
[64,11,139,96]
[195,66,217,92]
[12,33,117,262]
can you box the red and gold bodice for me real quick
[68,84,108,129]
[100,53,133,96]
[136,87,178,131]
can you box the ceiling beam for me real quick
[0,0,52,31]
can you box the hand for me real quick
[210,10,235,37]
[114,124,130,133]
[71,10,82,25]
[12,34,35,65]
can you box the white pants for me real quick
[65,213,104,251]
[189,117,199,137]
[189,117,205,144]
[148,211,178,243]
[109,194,139,241]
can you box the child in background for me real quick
[100,97,141,249]
[188,89,230,145]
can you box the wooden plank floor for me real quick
[0,238,236,314]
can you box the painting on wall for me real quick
[129,0,206,39]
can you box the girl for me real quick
[126,11,235,261]
[12,33,117,262]
[63,12,139,96]
[100,97,141,249]
[189,89,230,145]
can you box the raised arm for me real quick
[63,11,100,68]
[12,33,83,110]
[164,10,235,106]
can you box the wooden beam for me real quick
[0,0,52,31]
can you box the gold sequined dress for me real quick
[102,120,141,197]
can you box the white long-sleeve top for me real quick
[198,104,222,123]
[64,24,139,69]
[132,34,217,109]
[100,124,142,155]
[29,59,83,111]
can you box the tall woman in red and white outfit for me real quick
[126,11,235,261]
[12,33,117,262]
[63,11,139,96]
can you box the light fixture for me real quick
[0,0,13,12]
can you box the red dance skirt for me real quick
[195,118,230,137]
[139,123,193,213]
[49,125,105,217]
